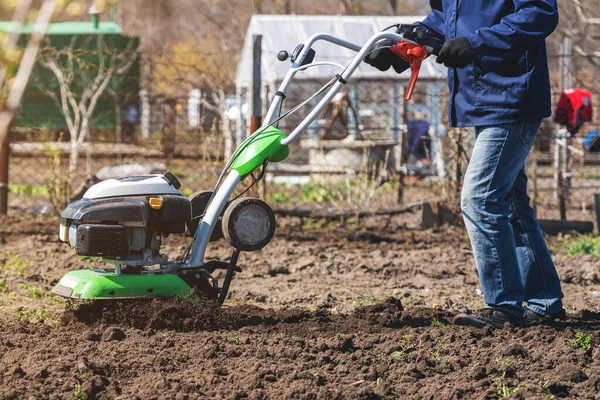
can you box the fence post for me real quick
[249,34,265,200]
[595,194,600,233]
[250,34,263,135]
[0,127,9,214]
[397,86,407,205]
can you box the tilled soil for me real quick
[0,213,599,399]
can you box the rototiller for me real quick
[52,25,442,303]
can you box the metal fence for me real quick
[4,50,600,232]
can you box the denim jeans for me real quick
[461,120,564,317]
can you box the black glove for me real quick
[364,40,410,73]
[435,37,475,68]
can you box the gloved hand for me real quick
[435,37,475,68]
[364,40,410,73]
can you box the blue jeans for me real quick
[461,120,563,317]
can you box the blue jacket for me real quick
[419,0,558,127]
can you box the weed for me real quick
[431,319,445,328]
[180,188,192,197]
[270,192,293,204]
[431,346,441,361]
[568,332,593,352]
[564,235,600,257]
[0,279,8,293]
[539,378,550,393]
[73,382,86,400]
[233,336,242,345]
[497,385,519,398]
[17,283,45,299]
[300,183,345,204]
[495,358,512,368]
[1,255,31,276]
[304,304,316,313]
[15,309,46,322]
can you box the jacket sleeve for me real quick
[467,0,558,69]
[417,0,445,40]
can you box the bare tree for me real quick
[0,0,56,144]
[37,34,138,173]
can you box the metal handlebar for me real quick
[262,31,428,146]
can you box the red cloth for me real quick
[554,88,593,134]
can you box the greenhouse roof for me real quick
[236,15,446,86]
[0,21,122,35]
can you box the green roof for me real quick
[0,21,122,35]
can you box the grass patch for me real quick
[564,235,600,257]
[270,192,293,204]
[8,184,49,199]
[1,255,31,276]
[15,308,47,322]
[17,283,46,299]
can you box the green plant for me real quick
[539,378,550,393]
[431,346,441,361]
[1,254,31,276]
[233,336,242,345]
[300,183,346,204]
[17,283,45,299]
[568,332,593,352]
[180,188,192,197]
[74,382,86,400]
[15,308,46,322]
[564,236,600,257]
[270,192,293,204]
[304,304,316,313]
[495,358,512,368]
[497,385,519,398]
[431,319,445,328]
[8,184,49,198]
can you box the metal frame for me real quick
[187,30,426,268]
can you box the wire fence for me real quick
[4,44,600,232]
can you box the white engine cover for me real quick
[83,175,182,199]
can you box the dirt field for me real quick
[0,212,599,399]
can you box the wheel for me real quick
[222,197,276,252]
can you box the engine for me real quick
[59,172,190,267]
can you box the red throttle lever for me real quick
[389,41,429,101]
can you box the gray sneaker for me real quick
[453,308,524,329]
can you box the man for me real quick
[365,0,564,328]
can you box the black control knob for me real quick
[277,50,289,61]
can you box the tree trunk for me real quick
[69,130,80,174]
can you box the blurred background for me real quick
[1,0,599,231]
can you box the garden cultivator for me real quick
[52,25,441,303]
